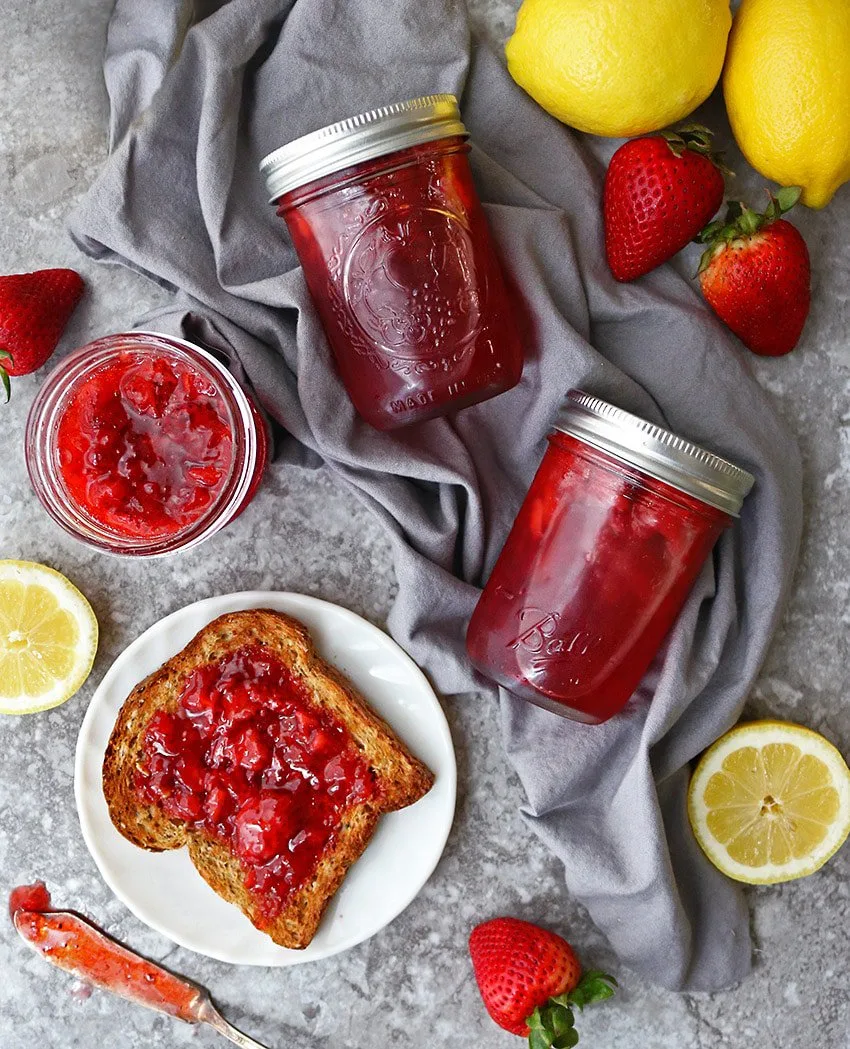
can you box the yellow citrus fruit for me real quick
[723,0,850,209]
[505,0,732,138]
[688,720,850,884]
[0,560,98,715]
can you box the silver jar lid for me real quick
[259,94,468,202]
[554,390,755,516]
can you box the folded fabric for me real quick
[69,0,802,991]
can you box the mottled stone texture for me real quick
[1,2,848,1047]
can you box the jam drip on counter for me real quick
[136,646,377,922]
[56,352,234,540]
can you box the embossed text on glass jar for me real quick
[466,393,755,724]
[261,97,524,430]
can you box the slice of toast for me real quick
[102,609,434,948]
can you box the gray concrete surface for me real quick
[1,2,848,1047]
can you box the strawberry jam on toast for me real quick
[103,610,434,948]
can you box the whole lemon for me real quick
[505,0,732,138]
[724,0,850,209]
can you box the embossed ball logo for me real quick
[508,607,604,687]
[342,206,483,360]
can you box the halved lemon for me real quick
[0,560,98,715]
[688,720,850,884]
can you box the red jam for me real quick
[136,647,377,922]
[277,137,524,429]
[467,432,732,724]
[56,353,234,540]
[9,881,52,918]
[10,884,203,1021]
[26,333,268,556]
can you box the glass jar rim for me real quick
[553,390,755,516]
[259,94,467,202]
[25,331,259,557]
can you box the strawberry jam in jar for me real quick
[466,391,755,724]
[26,332,268,556]
[260,95,523,430]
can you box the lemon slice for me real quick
[0,560,98,715]
[688,720,850,884]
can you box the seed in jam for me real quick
[56,352,235,540]
[135,647,377,922]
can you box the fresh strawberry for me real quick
[0,268,85,401]
[697,187,810,356]
[469,917,616,1047]
[604,125,726,282]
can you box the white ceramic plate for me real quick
[75,592,456,966]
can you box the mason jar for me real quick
[260,95,524,430]
[26,332,268,557]
[466,390,755,724]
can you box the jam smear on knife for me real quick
[9,883,202,1021]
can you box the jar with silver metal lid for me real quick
[259,95,524,430]
[466,390,755,724]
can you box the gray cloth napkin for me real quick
[69,0,802,992]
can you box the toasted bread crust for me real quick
[102,609,434,948]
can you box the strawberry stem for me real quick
[695,187,802,275]
[659,124,732,175]
[0,349,11,403]
[526,972,617,1049]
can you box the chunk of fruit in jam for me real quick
[136,647,376,921]
[119,357,178,418]
[9,882,52,917]
[232,726,271,774]
[235,793,295,863]
[56,352,234,540]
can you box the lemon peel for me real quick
[506,0,731,138]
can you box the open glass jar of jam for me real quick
[466,391,755,724]
[26,332,268,557]
[260,95,524,430]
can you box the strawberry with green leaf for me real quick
[0,268,85,402]
[469,917,616,1048]
[604,124,727,282]
[697,187,810,357]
